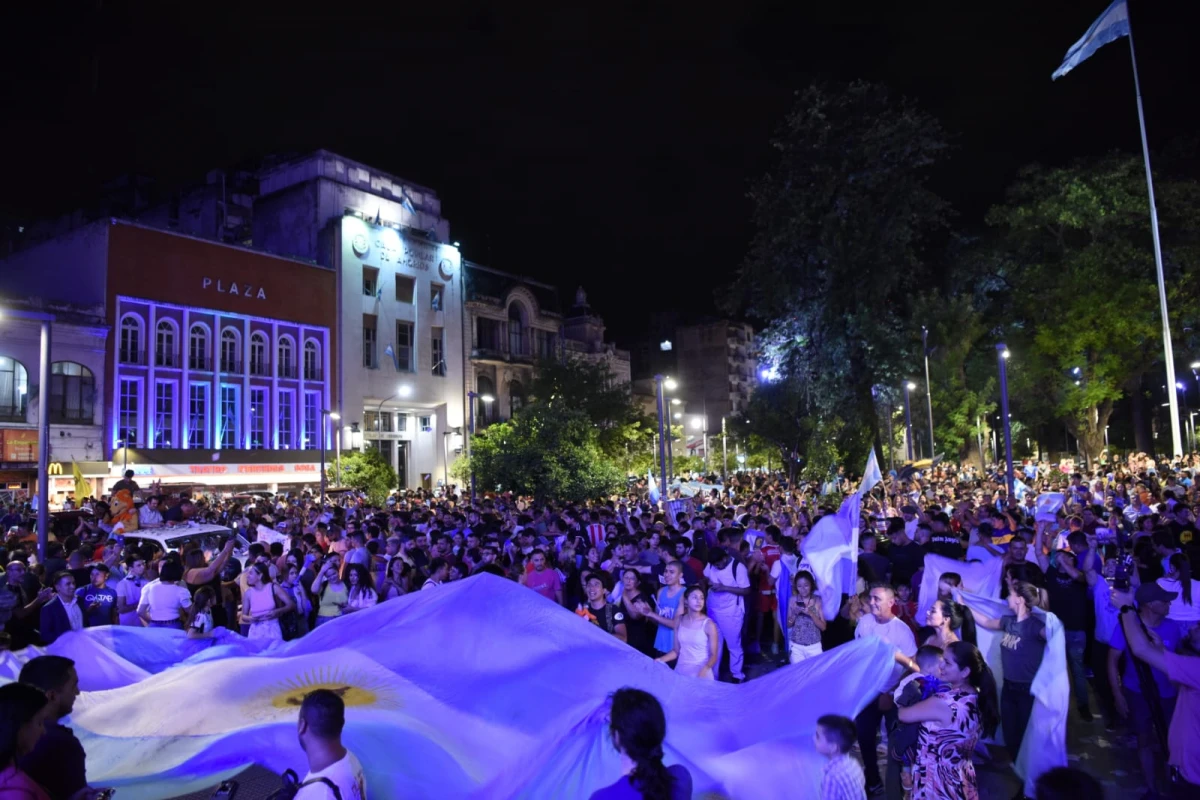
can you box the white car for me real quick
[122,523,251,566]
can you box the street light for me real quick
[903,382,916,461]
[996,344,1015,502]
[922,326,935,460]
[320,409,337,505]
[2,309,54,560]
[652,375,670,498]
[329,412,342,488]
[465,390,494,503]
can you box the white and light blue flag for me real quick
[860,448,883,495]
[648,470,661,504]
[1052,0,1130,80]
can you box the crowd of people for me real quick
[0,448,1197,799]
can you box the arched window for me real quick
[49,362,95,424]
[155,320,178,367]
[475,376,496,427]
[509,379,525,418]
[220,328,241,373]
[119,313,144,364]
[278,336,295,378]
[0,357,29,422]
[508,304,526,357]
[189,324,210,370]
[303,339,321,381]
[250,332,268,376]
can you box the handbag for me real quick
[275,586,301,641]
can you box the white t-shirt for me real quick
[855,614,917,691]
[704,559,750,614]
[138,580,192,622]
[296,751,366,800]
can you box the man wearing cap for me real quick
[1107,582,1185,796]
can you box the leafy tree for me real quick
[727,80,951,462]
[452,407,624,502]
[985,155,1200,465]
[329,449,397,506]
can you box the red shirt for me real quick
[526,567,563,602]
[759,544,781,592]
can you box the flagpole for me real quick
[1127,7,1183,457]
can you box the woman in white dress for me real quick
[654,586,719,679]
[1158,552,1200,626]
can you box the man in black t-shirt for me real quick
[577,573,627,643]
[884,520,927,589]
[926,512,964,560]
[1035,526,1094,719]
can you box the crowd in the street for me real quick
[1,448,1198,799]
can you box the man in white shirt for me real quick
[138,496,165,528]
[296,689,366,800]
[703,549,751,683]
[853,584,917,795]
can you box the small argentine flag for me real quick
[1052,0,1130,80]
[648,471,661,504]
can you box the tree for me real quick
[985,155,1200,465]
[728,377,809,480]
[329,449,397,506]
[727,81,951,464]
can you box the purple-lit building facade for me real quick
[0,219,338,492]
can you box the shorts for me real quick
[759,589,777,612]
[1126,689,1176,749]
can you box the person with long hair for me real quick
[312,553,349,626]
[186,586,217,639]
[342,563,378,613]
[0,682,53,798]
[618,568,657,656]
[589,687,692,800]
[654,586,719,679]
[897,640,999,800]
[959,580,1045,761]
[1158,551,1200,625]
[925,598,976,649]
[239,562,294,643]
[378,557,410,601]
[786,571,825,663]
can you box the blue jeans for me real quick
[1064,629,1091,711]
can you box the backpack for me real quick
[265,768,344,800]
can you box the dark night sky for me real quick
[3,1,1198,347]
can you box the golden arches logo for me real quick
[48,463,63,475]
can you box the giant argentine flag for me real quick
[4,575,898,800]
[1051,0,1130,80]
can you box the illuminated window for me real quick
[303,392,320,449]
[304,340,321,381]
[278,390,294,448]
[155,320,178,367]
[431,283,444,311]
[363,267,379,297]
[118,378,141,447]
[220,328,241,373]
[250,332,269,376]
[0,357,29,422]
[249,387,267,449]
[219,384,239,449]
[120,313,144,364]
[278,336,295,378]
[189,324,210,371]
[154,382,175,448]
[188,383,209,449]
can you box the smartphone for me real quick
[95,791,116,800]
[210,780,238,799]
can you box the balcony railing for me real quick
[304,367,323,382]
[119,350,146,366]
[221,359,243,375]
[155,351,180,368]
[0,405,27,423]
[278,363,298,379]
[50,409,93,425]
[249,361,271,377]
[189,355,212,371]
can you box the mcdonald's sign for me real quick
[48,463,63,475]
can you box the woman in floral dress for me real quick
[897,641,999,800]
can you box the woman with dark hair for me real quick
[0,682,52,798]
[925,598,977,648]
[897,640,999,800]
[654,586,718,679]
[239,562,294,643]
[342,563,378,613]
[618,568,657,656]
[378,556,410,601]
[1159,551,1200,625]
[958,580,1046,762]
[786,570,825,663]
[590,687,692,800]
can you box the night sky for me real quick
[3,0,1198,347]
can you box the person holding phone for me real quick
[311,555,348,627]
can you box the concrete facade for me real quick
[675,320,756,435]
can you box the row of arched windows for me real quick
[119,314,322,380]
[0,357,95,424]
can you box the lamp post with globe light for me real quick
[903,382,917,461]
[997,345,1014,502]
[466,390,494,504]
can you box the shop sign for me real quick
[0,430,37,462]
[111,461,321,478]
[201,277,267,300]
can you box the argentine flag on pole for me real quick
[1051,0,1129,79]
[647,470,661,504]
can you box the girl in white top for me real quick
[654,586,719,679]
[138,561,192,629]
[342,564,378,613]
[240,563,295,643]
[188,586,217,639]
[1158,552,1200,625]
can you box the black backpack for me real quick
[265,768,344,800]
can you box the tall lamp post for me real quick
[653,375,672,498]
[721,416,728,483]
[2,310,54,561]
[903,382,916,461]
[466,390,494,504]
[996,344,1015,502]
[922,326,935,459]
[320,409,335,506]
[330,412,341,487]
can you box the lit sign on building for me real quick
[201,277,267,300]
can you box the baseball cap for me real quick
[1135,583,1177,606]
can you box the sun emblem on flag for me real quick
[261,664,405,714]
